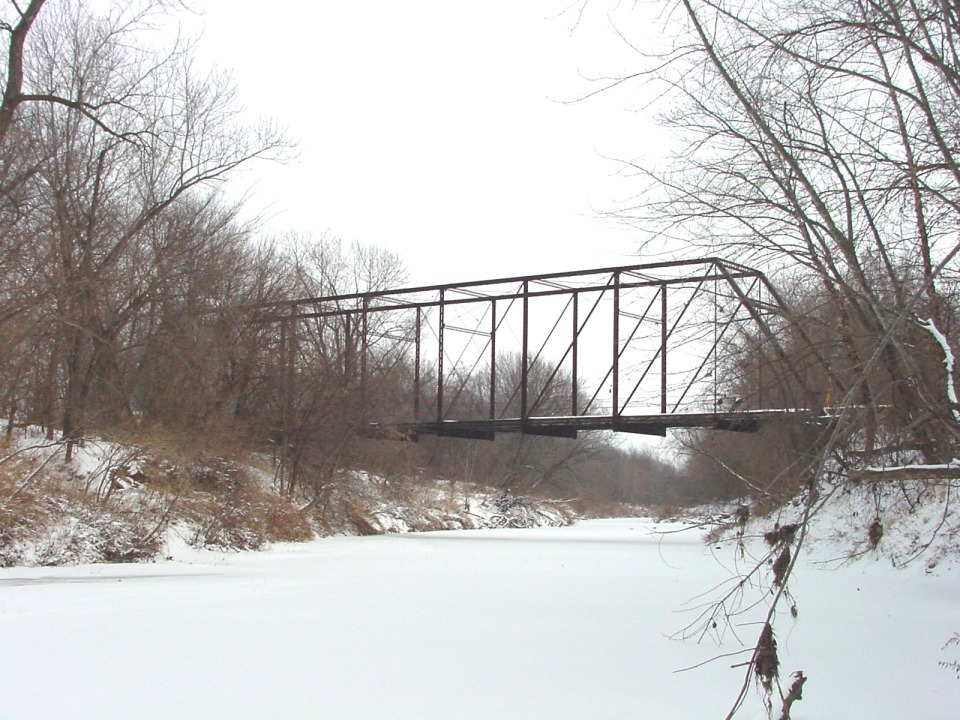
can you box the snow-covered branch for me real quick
[918,316,960,424]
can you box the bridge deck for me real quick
[368,409,822,441]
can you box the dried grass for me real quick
[0,469,164,566]
[344,500,380,536]
[2,427,577,565]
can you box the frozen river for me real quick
[2,518,957,718]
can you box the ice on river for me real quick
[2,518,957,719]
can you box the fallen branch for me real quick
[853,464,960,482]
[6,445,63,502]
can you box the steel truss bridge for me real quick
[255,258,828,441]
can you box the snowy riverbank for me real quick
[2,517,957,718]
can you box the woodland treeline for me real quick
[600,2,960,711]
[0,0,682,508]
[619,0,960,503]
[6,0,960,514]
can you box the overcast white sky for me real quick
[192,1,669,287]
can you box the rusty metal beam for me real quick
[368,409,820,442]
[246,257,753,313]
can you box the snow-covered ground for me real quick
[0,425,576,565]
[2,518,957,719]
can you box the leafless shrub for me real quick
[192,501,264,551]
[5,492,162,566]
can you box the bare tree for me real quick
[623,0,960,453]
[25,0,287,457]
[265,236,413,500]
[571,0,960,714]
[0,0,46,145]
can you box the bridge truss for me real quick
[255,258,824,441]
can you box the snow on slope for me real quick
[1,425,575,567]
[735,477,960,569]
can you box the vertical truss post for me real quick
[279,310,297,490]
[438,289,445,423]
[521,280,529,421]
[572,290,579,416]
[713,275,719,412]
[716,263,821,408]
[360,297,369,389]
[661,283,668,415]
[490,299,497,421]
[290,319,299,437]
[279,315,289,452]
[612,271,620,419]
[287,314,298,403]
[757,281,763,410]
[414,307,421,421]
[344,314,354,383]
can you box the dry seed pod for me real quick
[773,546,792,587]
[868,517,883,549]
[755,622,779,692]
